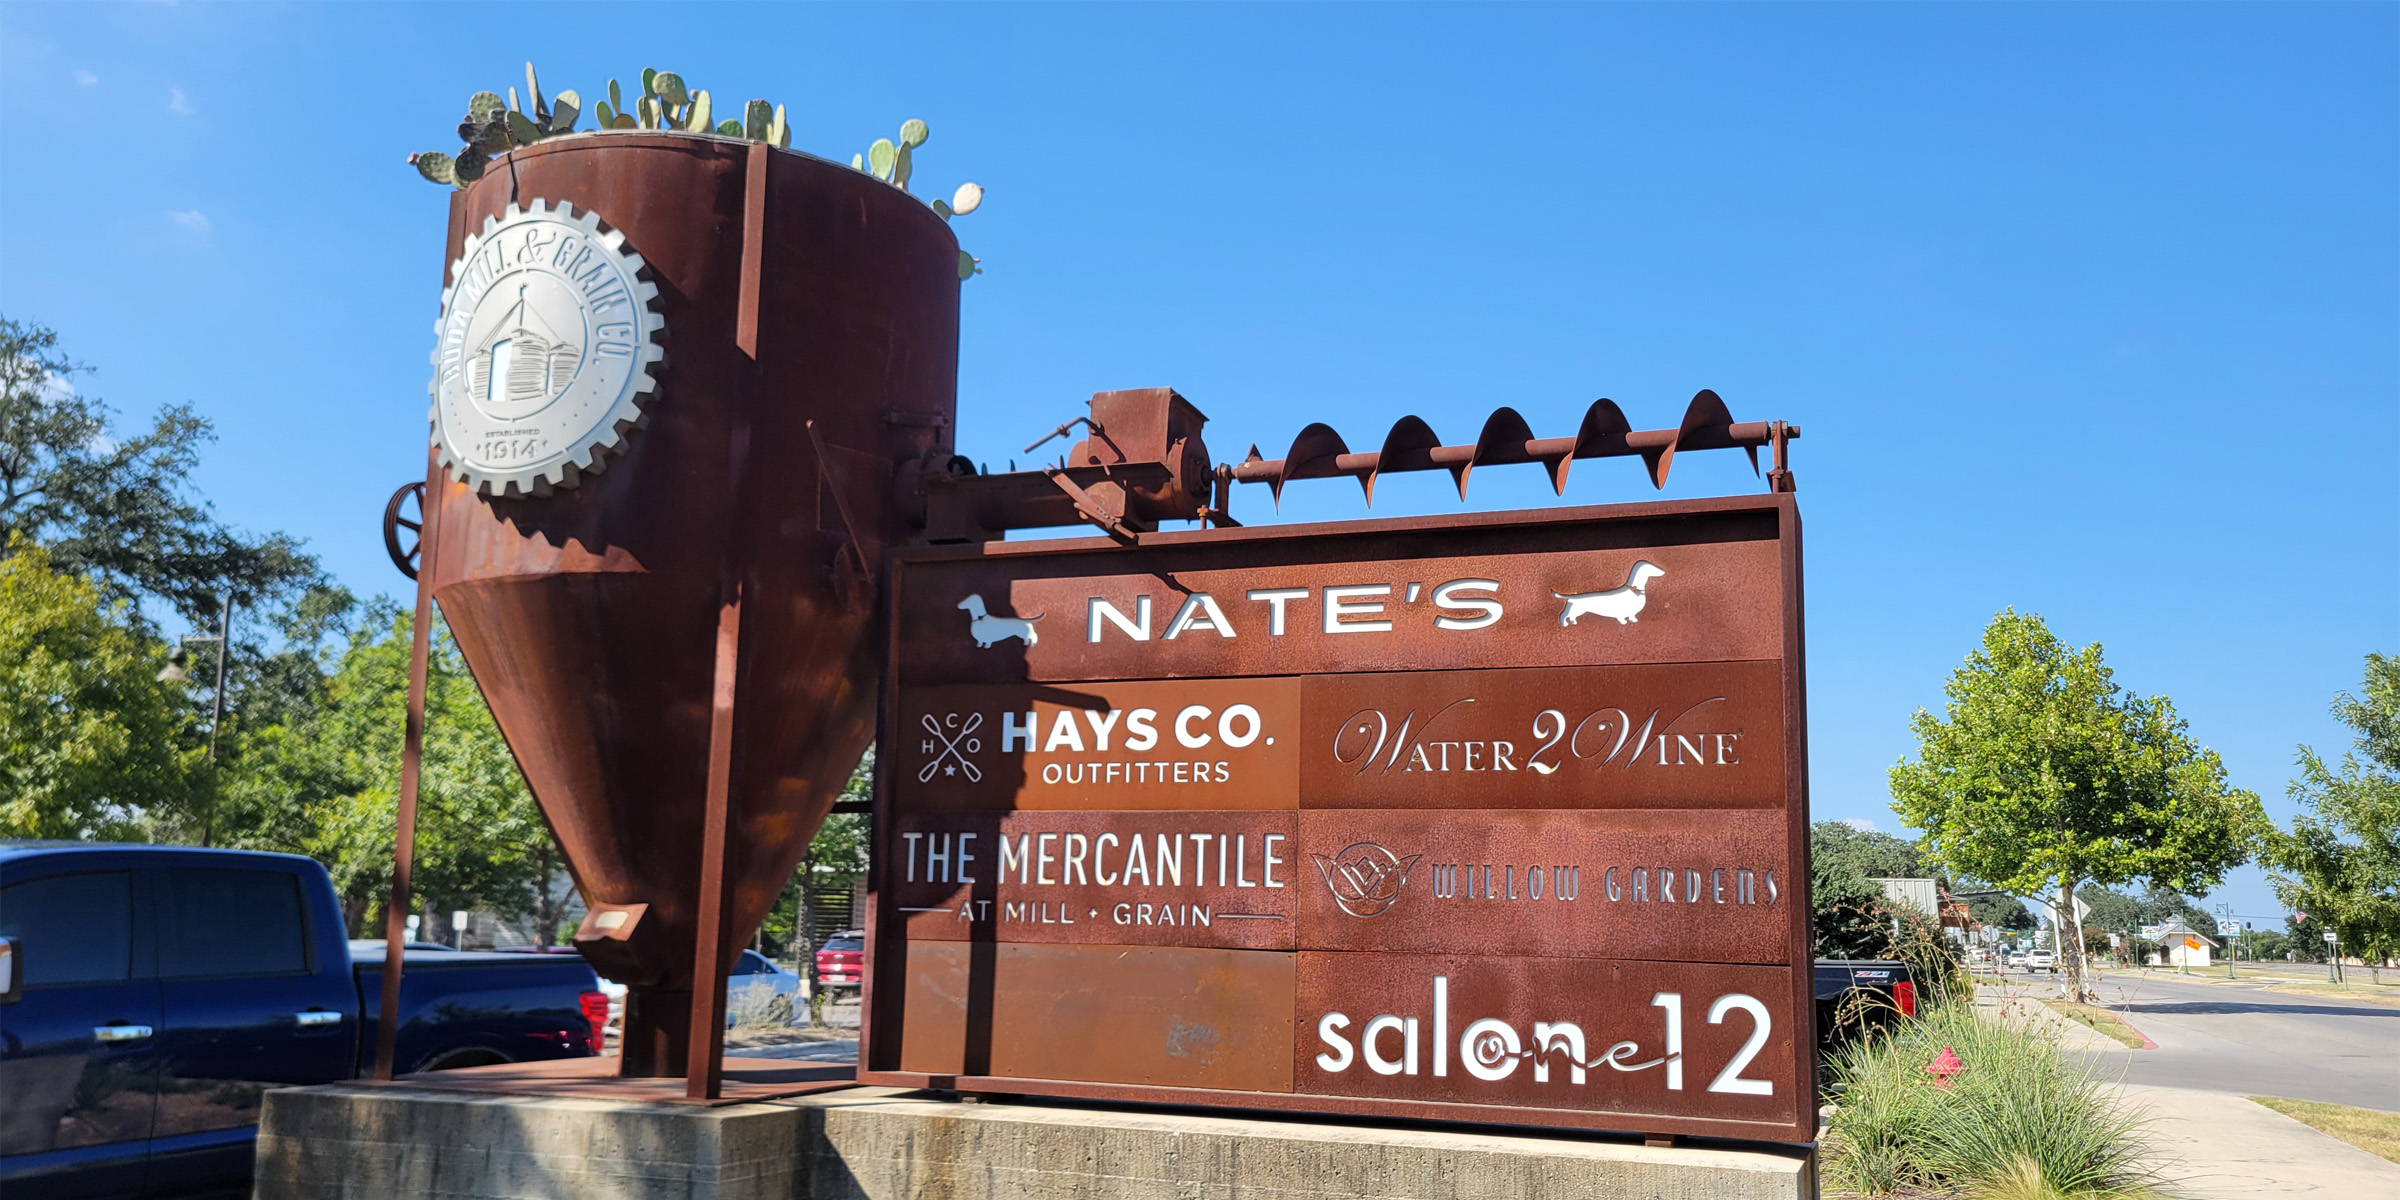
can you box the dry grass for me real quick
[2039,999,2149,1049]
[2248,1096,2400,1166]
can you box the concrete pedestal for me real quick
[255,1083,1815,1200]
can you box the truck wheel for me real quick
[417,1047,512,1072]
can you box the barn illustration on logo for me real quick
[1311,842,1424,917]
[471,283,582,411]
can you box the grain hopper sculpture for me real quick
[376,119,1799,1102]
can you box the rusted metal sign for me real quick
[860,493,1814,1143]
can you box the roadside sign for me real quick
[863,496,1815,1145]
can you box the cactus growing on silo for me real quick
[411,65,988,275]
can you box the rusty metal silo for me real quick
[407,133,959,1082]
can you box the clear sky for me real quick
[2,3,2393,925]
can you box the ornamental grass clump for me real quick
[1824,1001,2161,1199]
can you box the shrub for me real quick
[727,984,794,1030]
[1825,1001,2160,1198]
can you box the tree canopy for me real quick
[0,539,205,839]
[2258,654,2400,968]
[1890,609,2267,998]
[214,606,563,938]
[0,317,319,631]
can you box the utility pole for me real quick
[158,591,235,846]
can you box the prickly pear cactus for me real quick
[409,64,990,277]
[410,151,456,185]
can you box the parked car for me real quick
[1,841,607,1200]
[1814,959,1920,1067]
[726,950,802,1025]
[2025,949,2057,973]
[814,930,865,995]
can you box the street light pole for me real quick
[157,592,234,846]
[207,593,231,761]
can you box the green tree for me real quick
[0,539,204,838]
[2259,654,2400,979]
[1812,821,1926,880]
[1890,609,2267,1000]
[0,317,319,631]
[218,608,563,939]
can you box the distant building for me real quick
[1871,877,1940,920]
[2147,918,2217,968]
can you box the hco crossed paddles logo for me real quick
[918,712,984,783]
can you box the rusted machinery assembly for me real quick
[373,130,1802,1105]
[1235,389,1799,504]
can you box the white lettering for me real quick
[1323,584,1393,633]
[1125,708,1160,751]
[1002,711,1040,752]
[1174,705,1214,749]
[1163,592,1237,639]
[1088,596,1152,642]
[1246,587,1310,635]
[1044,711,1087,753]
[1218,704,1261,748]
[1315,1012,1354,1072]
[1431,578,1503,630]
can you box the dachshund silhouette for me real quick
[957,594,1042,648]
[1555,561,1666,626]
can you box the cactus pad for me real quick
[868,138,896,180]
[745,99,772,141]
[951,182,983,215]
[899,118,929,148]
[411,151,457,185]
[654,72,688,107]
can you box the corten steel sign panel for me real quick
[860,494,1813,1143]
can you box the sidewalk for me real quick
[1972,983,2397,1197]
[1972,980,2129,1055]
[2121,1083,2399,1198]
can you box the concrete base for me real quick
[256,1084,1814,1200]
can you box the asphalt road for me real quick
[2068,970,2400,1111]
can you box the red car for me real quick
[813,930,865,994]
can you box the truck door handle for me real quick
[93,1024,153,1043]
[295,1010,343,1029]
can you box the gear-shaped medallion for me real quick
[427,199,665,497]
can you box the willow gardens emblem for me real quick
[428,200,665,497]
[862,495,1816,1145]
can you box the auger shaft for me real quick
[1229,390,1800,503]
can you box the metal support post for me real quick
[375,458,442,1081]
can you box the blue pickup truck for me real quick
[0,842,607,1199]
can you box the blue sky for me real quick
[2,3,2392,924]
